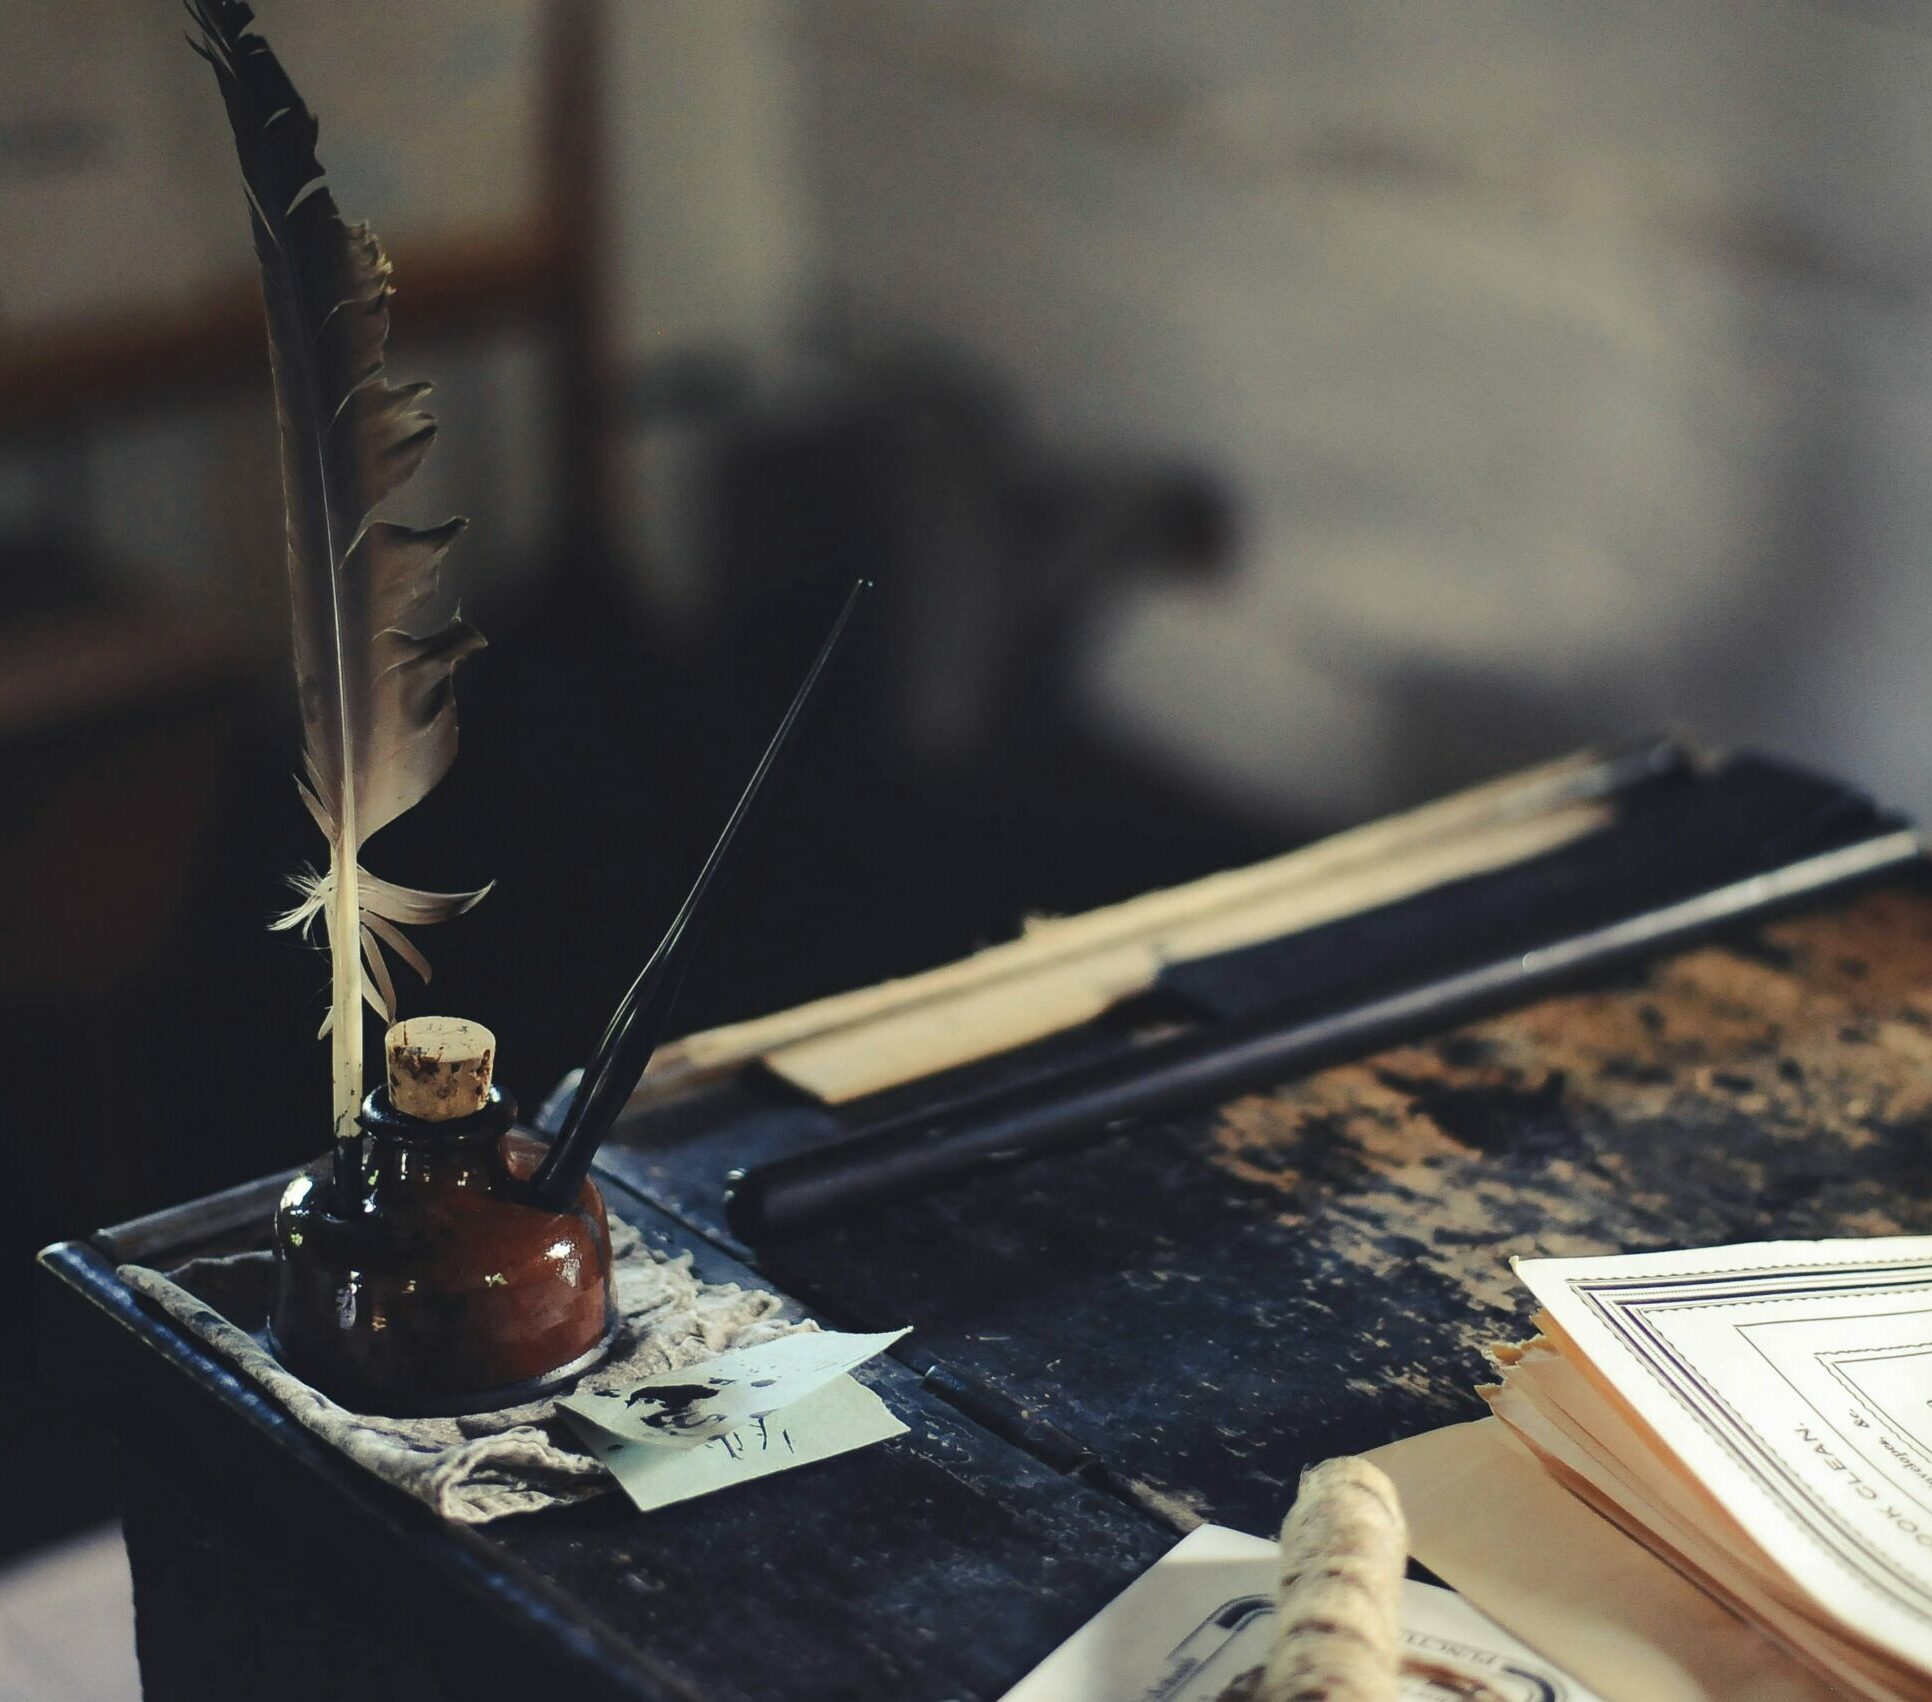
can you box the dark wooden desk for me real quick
[37,876,1932,1700]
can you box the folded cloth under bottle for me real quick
[118,1217,796,1523]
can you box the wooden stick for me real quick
[1261,1457,1408,1702]
[771,802,1603,1102]
[634,737,1684,1106]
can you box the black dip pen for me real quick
[723,826,1921,1241]
[529,578,871,1210]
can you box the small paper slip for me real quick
[998,1522,1601,1701]
[560,1326,909,1448]
[563,1373,908,1515]
[558,1327,911,1513]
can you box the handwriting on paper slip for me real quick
[559,1326,911,1450]
[561,1373,910,1515]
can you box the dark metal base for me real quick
[264,1323,616,1419]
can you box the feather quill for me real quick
[190,0,487,1149]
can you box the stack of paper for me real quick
[1419,1239,1932,1701]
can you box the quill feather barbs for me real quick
[190,0,486,1140]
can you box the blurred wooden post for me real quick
[541,0,615,591]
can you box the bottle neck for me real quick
[366,1128,505,1195]
[352,1084,520,1206]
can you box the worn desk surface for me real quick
[38,875,1932,1701]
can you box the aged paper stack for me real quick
[1377,1238,1932,1702]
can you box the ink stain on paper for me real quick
[627,1380,722,1411]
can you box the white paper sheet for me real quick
[561,1373,909,1514]
[1517,1237,1932,1680]
[997,1522,1601,1702]
[559,1326,910,1450]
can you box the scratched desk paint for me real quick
[38,877,1932,1700]
[610,878,1932,1539]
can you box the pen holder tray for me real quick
[108,1172,789,1523]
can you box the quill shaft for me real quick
[328,850,362,1146]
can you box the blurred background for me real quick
[6,0,1932,1575]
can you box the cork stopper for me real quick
[385,1017,496,1121]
